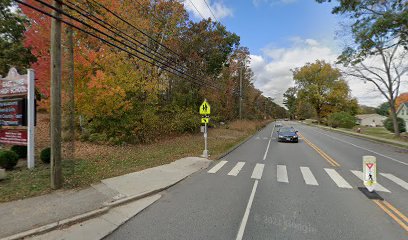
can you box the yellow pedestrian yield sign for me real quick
[201,117,209,124]
[200,100,211,115]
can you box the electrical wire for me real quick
[203,0,218,22]
[31,0,214,89]
[62,0,185,71]
[16,0,213,89]
[188,0,205,20]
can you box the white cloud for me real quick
[250,38,408,107]
[184,0,233,20]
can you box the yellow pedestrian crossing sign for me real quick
[200,100,211,115]
[201,117,209,124]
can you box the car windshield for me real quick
[280,127,295,132]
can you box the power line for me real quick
[203,0,218,22]
[17,0,239,95]
[87,0,183,60]
[17,0,210,89]
[62,0,184,71]
[188,0,205,20]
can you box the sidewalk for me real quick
[303,123,408,148]
[0,157,211,240]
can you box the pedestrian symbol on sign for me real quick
[363,156,377,192]
[199,100,211,115]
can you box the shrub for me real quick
[0,150,19,170]
[384,117,406,133]
[10,145,27,158]
[328,112,356,129]
[40,147,51,164]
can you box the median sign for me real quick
[363,156,377,192]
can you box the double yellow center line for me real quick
[298,133,340,167]
[373,200,408,232]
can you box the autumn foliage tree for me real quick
[19,0,286,143]
[292,60,358,123]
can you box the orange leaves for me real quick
[396,92,408,110]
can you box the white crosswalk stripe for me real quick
[350,170,390,192]
[206,162,406,194]
[380,173,408,191]
[228,162,246,176]
[324,168,352,189]
[277,165,289,183]
[300,167,318,186]
[251,163,264,180]
[207,160,227,174]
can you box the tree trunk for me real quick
[389,100,400,137]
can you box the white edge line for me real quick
[236,180,259,240]
[271,123,275,138]
[310,128,408,166]
[263,139,271,161]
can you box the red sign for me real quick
[366,163,374,169]
[0,129,27,146]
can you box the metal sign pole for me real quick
[27,69,35,169]
[203,122,208,158]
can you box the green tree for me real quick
[292,60,356,123]
[376,102,390,116]
[0,0,35,76]
[316,0,408,50]
[283,87,297,120]
[328,111,356,129]
[317,0,408,137]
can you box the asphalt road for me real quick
[105,121,408,240]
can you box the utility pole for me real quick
[65,25,75,161]
[50,0,62,189]
[239,66,243,120]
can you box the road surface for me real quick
[105,121,408,240]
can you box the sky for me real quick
[183,0,408,107]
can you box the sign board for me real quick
[0,128,27,146]
[363,156,377,192]
[199,100,211,115]
[0,68,35,168]
[0,98,25,126]
[201,117,209,124]
[0,68,28,97]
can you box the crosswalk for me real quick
[207,161,408,193]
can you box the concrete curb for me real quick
[1,207,109,240]
[217,121,273,160]
[1,165,203,240]
[303,123,408,149]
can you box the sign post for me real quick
[363,156,377,192]
[200,99,211,158]
[27,69,35,169]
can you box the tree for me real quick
[317,0,408,137]
[316,0,408,49]
[359,105,377,114]
[0,0,36,76]
[292,60,356,123]
[395,92,408,110]
[376,102,390,116]
[283,87,297,119]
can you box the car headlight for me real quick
[278,135,283,138]
[293,135,298,138]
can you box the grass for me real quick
[351,126,408,142]
[0,119,269,202]
[303,118,408,143]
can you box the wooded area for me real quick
[1,0,287,144]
